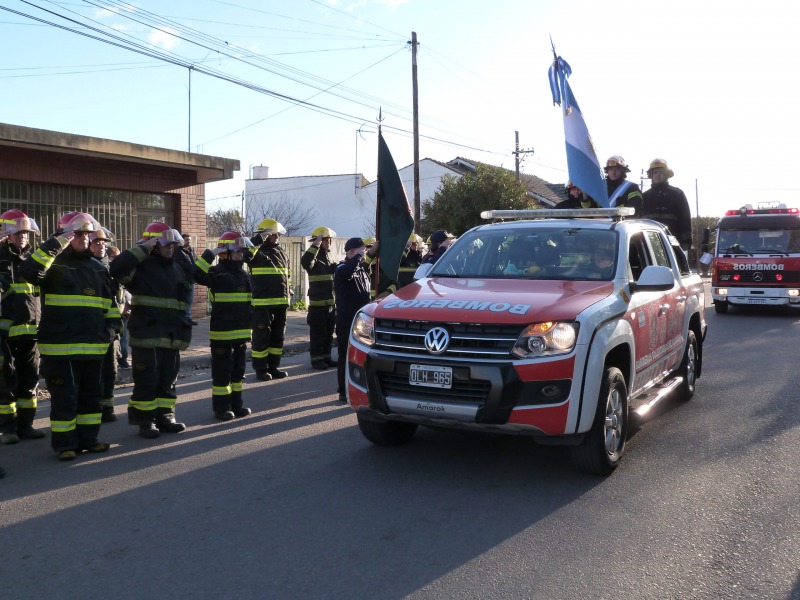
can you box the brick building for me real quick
[0,123,239,318]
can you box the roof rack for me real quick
[480,207,635,221]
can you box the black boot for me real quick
[215,410,234,421]
[156,414,186,434]
[230,388,250,418]
[311,361,328,370]
[324,357,337,367]
[255,370,272,381]
[139,422,160,439]
[17,408,46,439]
[268,356,288,379]
[101,406,118,423]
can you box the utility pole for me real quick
[512,131,534,181]
[188,66,192,152]
[410,32,420,233]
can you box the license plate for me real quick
[748,298,767,304]
[409,364,453,389]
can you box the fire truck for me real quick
[711,204,800,314]
[345,208,707,475]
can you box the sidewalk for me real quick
[176,310,311,372]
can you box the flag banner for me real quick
[548,55,609,207]
[377,132,415,294]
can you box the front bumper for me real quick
[712,286,800,307]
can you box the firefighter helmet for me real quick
[255,218,286,235]
[140,221,181,245]
[310,226,336,239]
[0,209,40,236]
[217,231,254,252]
[54,211,80,235]
[604,156,630,173]
[408,233,423,244]
[363,237,376,247]
[61,212,100,233]
[89,227,114,242]
[646,158,674,179]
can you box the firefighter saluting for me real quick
[110,222,192,439]
[301,226,337,370]
[248,218,292,381]
[194,231,254,420]
[20,212,119,460]
[0,209,46,444]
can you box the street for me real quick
[1,304,799,599]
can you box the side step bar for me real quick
[633,377,683,417]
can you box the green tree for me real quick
[420,164,532,237]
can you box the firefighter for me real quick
[110,222,192,439]
[89,227,122,423]
[301,226,337,370]
[558,182,600,209]
[20,212,118,460]
[423,230,455,265]
[248,218,292,381]
[398,233,424,288]
[640,158,692,250]
[604,156,643,211]
[0,209,46,444]
[194,231,254,420]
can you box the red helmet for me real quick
[60,212,100,233]
[139,221,180,245]
[217,231,254,253]
[0,209,39,236]
[54,211,80,235]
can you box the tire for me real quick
[571,367,628,476]
[676,330,698,402]
[357,415,418,446]
[714,300,728,314]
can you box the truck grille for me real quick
[377,371,491,404]
[374,318,521,360]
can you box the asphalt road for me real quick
[1,303,799,599]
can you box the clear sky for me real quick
[1,0,798,220]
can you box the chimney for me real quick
[252,165,270,179]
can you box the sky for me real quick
[1,0,799,220]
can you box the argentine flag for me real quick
[548,56,609,207]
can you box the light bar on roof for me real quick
[724,207,800,216]
[480,207,636,220]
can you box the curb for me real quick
[177,340,312,373]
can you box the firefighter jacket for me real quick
[247,238,291,308]
[109,245,192,350]
[0,241,40,340]
[607,178,643,212]
[300,244,335,308]
[19,238,118,360]
[194,250,252,343]
[334,254,371,329]
[641,182,693,247]
[398,247,422,288]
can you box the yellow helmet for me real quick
[408,233,423,244]
[256,218,287,235]
[646,158,674,178]
[363,237,376,247]
[311,226,336,238]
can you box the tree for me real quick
[206,208,245,238]
[244,193,318,237]
[420,164,532,237]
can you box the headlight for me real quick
[352,312,375,346]
[512,321,578,359]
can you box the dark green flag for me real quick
[376,131,414,294]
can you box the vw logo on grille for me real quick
[752,272,764,282]
[424,327,450,354]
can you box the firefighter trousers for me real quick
[100,337,119,409]
[251,307,287,371]
[41,357,103,453]
[336,323,349,395]
[128,347,180,426]
[0,338,40,433]
[307,305,335,365]
[211,341,247,413]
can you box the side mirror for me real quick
[413,263,433,280]
[630,265,674,293]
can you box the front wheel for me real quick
[714,300,728,314]
[676,331,698,402]
[357,415,418,446]
[571,367,628,476]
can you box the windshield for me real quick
[429,227,619,281]
[717,227,800,254]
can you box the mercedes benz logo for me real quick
[752,272,764,282]
[424,326,450,354]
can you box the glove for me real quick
[55,232,74,249]
[311,237,322,248]
[140,238,158,252]
[211,246,228,256]
[366,240,380,258]
[251,233,263,246]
